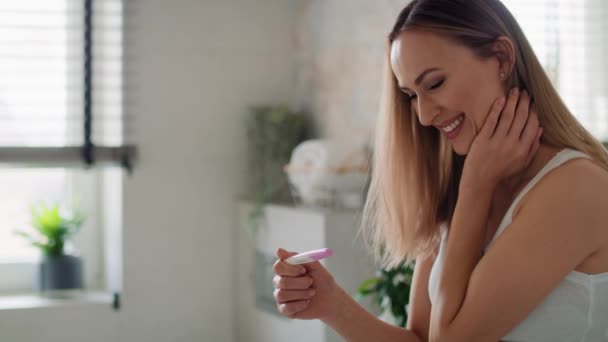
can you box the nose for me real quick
[415,95,440,127]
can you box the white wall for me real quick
[0,1,298,341]
[293,0,406,146]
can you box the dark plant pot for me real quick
[37,254,83,292]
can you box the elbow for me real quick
[428,325,457,342]
[428,333,441,342]
[429,315,487,342]
[429,334,453,342]
[428,321,448,342]
[429,309,460,342]
[429,329,487,342]
[428,329,443,342]
[410,330,427,342]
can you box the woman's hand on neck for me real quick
[496,144,554,197]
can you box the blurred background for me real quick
[0,0,605,341]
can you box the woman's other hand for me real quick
[273,248,342,320]
[462,88,543,192]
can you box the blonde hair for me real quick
[360,0,608,269]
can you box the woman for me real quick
[272,0,608,341]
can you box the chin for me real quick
[452,145,469,157]
[450,123,474,156]
[447,134,471,156]
[442,115,473,156]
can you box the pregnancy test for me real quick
[285,248,334,265]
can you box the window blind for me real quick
[0,0,136,170]
[501,0,608,141]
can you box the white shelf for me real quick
[235,201,377,342]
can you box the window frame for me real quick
[0,0,128,294]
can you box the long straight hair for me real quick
[360,0,608,268]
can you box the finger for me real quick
[278,299,311,317]
[495,87,520,137]
[520,107,539,147]
[273,260,307,277]
[481,96,506,139]
[273,275,313,290]
[276,248,326,274]
[274,288,316,304]
[525,128,543,166]
[276,247,298,259]
[274,248,307,277]
[509,90,531,138]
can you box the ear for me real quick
[492,36,516,79]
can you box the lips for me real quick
[437,113,464,131]
[442,114,464,140]
[436,113,464,139]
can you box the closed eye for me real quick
[430,79,444,90]
[404,79,444,101]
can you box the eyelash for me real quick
[406,79,445,101]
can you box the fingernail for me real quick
[511,88,519,96]
[498,96,506,105]
[300,267,307,274]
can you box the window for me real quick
[0,0,133,294]
[501,0,608,141]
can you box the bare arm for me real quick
[322,252,437,342]
[274,248,428,341]
[321,285,424,342]
[406,251,437,341]
[428,159,604,341]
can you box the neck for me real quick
[496,144,555,196]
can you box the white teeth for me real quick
[442,115,463,133]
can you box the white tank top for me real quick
[428,148,608,341]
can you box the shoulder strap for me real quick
[485,148,592,250]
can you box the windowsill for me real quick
[0,291,113,311]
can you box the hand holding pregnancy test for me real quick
[284,248,334,265]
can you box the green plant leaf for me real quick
[357,259,416,328]
[357,277,381,295]
[20,202,85,255]
[14,230,34,240]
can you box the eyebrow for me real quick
[399,67,441,92]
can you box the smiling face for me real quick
[390,30,507,155]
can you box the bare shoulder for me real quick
[435,156,608,340]
[516,155,608,243]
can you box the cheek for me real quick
[447,86,484,133]
[462,86,500,134]
[469,99,488,134]
[453,66,502,130]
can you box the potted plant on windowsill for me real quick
[14,203,86,296]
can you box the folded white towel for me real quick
[285,139,369,206]
[286,139,327,193]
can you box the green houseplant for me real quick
[15,203,86,293]
[245,105,313,237]
[356,261,415,327]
